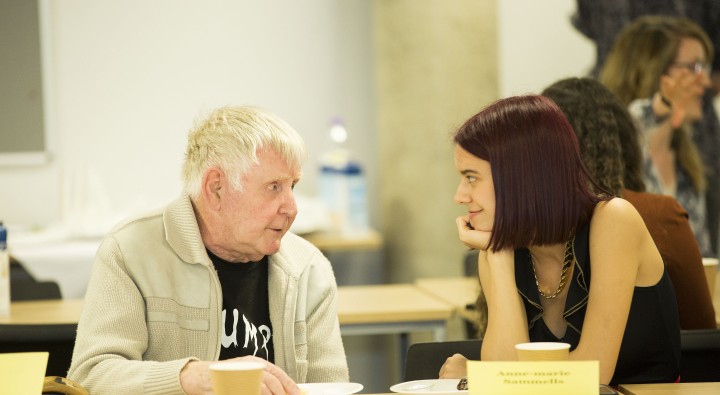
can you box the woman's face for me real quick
[453,145,496,232]
[667,38,711,121]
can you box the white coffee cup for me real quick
[209,361,265,395]
[515,342,570,361]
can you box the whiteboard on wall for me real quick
[0,0,49,166]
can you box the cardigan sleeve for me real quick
[68,236,191,395]
[304,257,349,383]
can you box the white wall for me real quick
[0,0,376,236]
[0,0,595,237]
[499,0,595,96]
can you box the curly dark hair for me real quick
[542,77,645,195]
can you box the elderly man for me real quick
[68,106,349,395]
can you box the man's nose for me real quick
[280,192,298,216]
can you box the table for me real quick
[619,382,720,394]
[415,276,480,321]
[337,283,453,339]
[301,228,383,252]
[7,285,454,379]
[337,283,454,374]
[0,299,83,325]
[6,283,455,334]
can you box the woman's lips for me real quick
[468,210,482,220]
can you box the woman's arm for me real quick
[454,216,528,361]
[479,249,529,361]
[570,198,663,384]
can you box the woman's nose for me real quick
[454,183,470,204]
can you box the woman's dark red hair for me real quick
[454,95,611,251]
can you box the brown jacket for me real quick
[624,189,716,329]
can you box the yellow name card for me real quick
[0,352,49,394]
[467,360,599,395]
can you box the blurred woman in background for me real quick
[600,15,715,256]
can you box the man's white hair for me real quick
[182,106,307,199]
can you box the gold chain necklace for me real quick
[529,238,574,299]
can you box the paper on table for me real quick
[0,352,49,394]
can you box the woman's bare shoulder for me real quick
[592,197,646,234]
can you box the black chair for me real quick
[10,256,36,282]
[404,339,482,381]
[464,249,479,277]
[0,323,78,377]
[679,328,720,382]
[11,280,62,301]
[10,255,63,301]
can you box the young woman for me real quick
[441,95,680,385]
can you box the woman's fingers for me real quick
[456,216,491,250]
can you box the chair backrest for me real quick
[10,257,37,282]
[404,339,482,381]
[464,250,479,277]
[11,280,62,301]
[0,324,77,377]
[680,328,720,382]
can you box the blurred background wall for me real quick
[0,0,594,279]
[0,0,598,392]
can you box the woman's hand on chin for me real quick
[456,216,492,251]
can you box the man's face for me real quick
[216,148,300,262]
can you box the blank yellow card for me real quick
[467,360,598,395]
[0,352,49,395]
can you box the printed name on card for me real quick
[466,360,599,395]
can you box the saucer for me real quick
[390,379,468,394]
[298,382,363,395]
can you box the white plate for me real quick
[298,382,363,395]
[390,379,468,394]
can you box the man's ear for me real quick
[201,167,224,211]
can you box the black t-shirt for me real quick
[208,250,275,363]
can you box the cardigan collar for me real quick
[162,194,306,279]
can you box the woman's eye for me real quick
[466,176,477,183]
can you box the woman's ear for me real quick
[201,167,224,211]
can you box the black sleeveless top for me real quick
[514,222,681,385]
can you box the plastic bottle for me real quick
[318,118,369,235]
[346,161,369,233]
[0,221,9,317]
